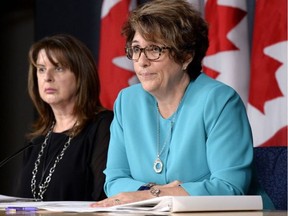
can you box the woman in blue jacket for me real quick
[92,0,272,208]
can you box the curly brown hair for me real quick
[122,0,209,80]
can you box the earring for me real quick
[183,56,193,71]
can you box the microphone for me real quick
[0,142,37,168]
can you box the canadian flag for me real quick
[247,0,287,147]
[203,0,250,105]
[203,0,287,147]
[98,0,137,110]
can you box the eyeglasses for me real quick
[125,45,170,61]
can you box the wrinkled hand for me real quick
[160,180,182,188]
[91,190,149,207]
[91,180,186,208]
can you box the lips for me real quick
[44,88,56,93]
[139,71,157,79]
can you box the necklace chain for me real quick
[31,122,75,201]
[156,107,177,157]
[154,99,183,174]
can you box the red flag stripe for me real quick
[247,0,287,146]
[98,0,136,110]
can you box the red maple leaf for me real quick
[98,0,134,109]
[204,0,247,79]
[249,0,287,113]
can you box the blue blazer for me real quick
[104,73,253,197]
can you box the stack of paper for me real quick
[0,194,34,203]
[0,195,263,213]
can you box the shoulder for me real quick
[118,83,145,98]
[192,73,240,99]
[196,73,234,90]
[114,84,154,113]
[112,84,154,122]
[30,135,45,145]
[84,110,113,128]
[184,73,246,114]
[79,110,113,137]
[113,84,152,108]
[116,83,152,103]
[96,110,114,121]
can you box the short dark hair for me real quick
[122,0,209,80]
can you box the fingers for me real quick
[161,180,182,188]
[90,197,122,207]
[171,180,182,186]
[90,191,150,208]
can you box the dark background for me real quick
[0,0,149,196]
[0,0,255,196]
[0,0,105,196]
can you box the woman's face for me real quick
[132,32,185,97]
[36,49,77,110]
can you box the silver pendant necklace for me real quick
[154,101,182,174]
[31,122,76,201]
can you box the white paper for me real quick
[0,195,263,213]
[0,194,35,203]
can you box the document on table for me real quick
[0,195,263,213]
[0,194,35,202]
[114,195,263,213]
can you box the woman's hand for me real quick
[90,190,150,207]
[91,180,188,208]
[160,180,182,188]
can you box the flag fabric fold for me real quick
[203,0,250,105]
[98,0,137,110]
[247,0,287,147]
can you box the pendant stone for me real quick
[153,157,163,173]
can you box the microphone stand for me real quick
[0,143,35,168]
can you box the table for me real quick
[0,210,287,216]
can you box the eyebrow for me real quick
[131,40,140,44]
[35,62,62,67]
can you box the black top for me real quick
[17,110,113,201]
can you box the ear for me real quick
[182,54,194,70]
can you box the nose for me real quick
[43,69,53,82]
[137,50,151,68]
